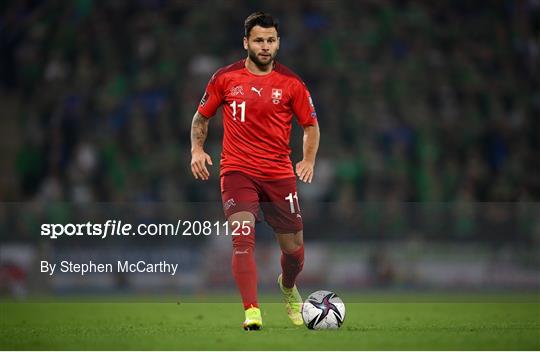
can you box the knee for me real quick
[281,231,303,254]
[228,211,255,226]
[229,211,256,249]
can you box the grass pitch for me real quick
[0,295,538,350]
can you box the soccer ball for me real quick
[301,290,345,329]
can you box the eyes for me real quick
[253,38,277,44]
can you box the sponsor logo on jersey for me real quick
[230,85,244,96]
[251,86,263,96]
[224,198,236,210]
[199,91,209,106]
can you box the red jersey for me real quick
[198,59,317,179]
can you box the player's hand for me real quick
[295,160,314,183]
[191,150,213,180]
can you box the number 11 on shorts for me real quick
[285,192,300,213]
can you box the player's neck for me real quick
[245,57,274,75]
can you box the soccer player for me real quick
[190,12,320,330]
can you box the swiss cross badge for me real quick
[271,88,282,100]
[271,88,282,104]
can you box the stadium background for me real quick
[0,0,539,303]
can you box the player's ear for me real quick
[243,36,248,50]
[277,36,280,50]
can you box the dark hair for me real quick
[244,12,279,37]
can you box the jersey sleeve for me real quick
[197,72,224,118]
[291,80,318,127]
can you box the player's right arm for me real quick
[190,111,213,180]
[190,69,224,180]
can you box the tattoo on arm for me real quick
[191,112,210,151]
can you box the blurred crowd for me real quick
[1,0,539,204]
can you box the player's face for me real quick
[244,25,280,67]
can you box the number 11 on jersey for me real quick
[285,192,300,213]
[230,101,246,122]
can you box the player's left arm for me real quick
[292,79,320,183]
[296,121,320,183]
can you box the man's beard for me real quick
[247,48,277,69]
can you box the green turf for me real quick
[0,298,539,350]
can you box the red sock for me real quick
[231,226,258,309]
[281,245,304,289]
